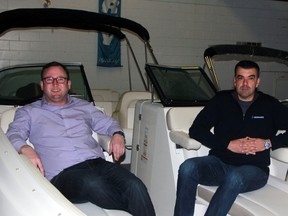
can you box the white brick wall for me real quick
[0,0,287,94]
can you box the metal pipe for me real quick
[204,56,220,90]
[125,37,148,91]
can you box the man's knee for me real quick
[83,176,109,192]
[224,171,245,191]
[179,159,198,177]
[126,176,149,194]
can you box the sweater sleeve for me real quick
[270,99,288,150]
[189,93,230,150]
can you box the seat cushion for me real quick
[198,176,288,216]
[75,202,132,216]
[0,108,17,133]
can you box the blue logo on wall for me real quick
[97,0,121,67]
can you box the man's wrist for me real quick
[113,131,126,144]
[113,131,125,138]
[19,144,32,154]
[263,140,271,149]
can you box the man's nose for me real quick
[52,79,59,85]
[243,78,248,85]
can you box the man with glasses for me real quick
[6,61,155,216]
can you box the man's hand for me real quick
[109,134,125,161]
[227,137,270,155]
[19,145,45,175]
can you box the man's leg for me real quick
[51,159,126,209]
[51,158,155,216]
[174,156,227,216]
[205,165,268,216]
[92,158,156,216]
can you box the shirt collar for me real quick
[41,94,73,107]
[232,90,259,102]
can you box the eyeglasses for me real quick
[42,77,68,84]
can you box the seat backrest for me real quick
[91,89,119,102]
[91,89,119,116]
[16,83,42,99]
[166,106,210,156]
[1,108,17,133]
[166,107,203,132]
[112,91,152,129]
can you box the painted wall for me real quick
[0,0,288,95]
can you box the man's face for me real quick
[233,67,260,101]
[40,66,71,106]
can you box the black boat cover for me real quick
[0,8,150,41]
[204,45,288,66]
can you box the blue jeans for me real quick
[51,158,155,216]
[174,155,268,216]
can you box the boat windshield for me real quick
[145,64,217,107]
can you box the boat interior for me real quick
[1,8,288,216]
[2,63,288,216]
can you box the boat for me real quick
[1,7,288,216]
[0,8,156,216]
[129,45,288,215]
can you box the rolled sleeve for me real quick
[6,108,31,152]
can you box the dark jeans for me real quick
[51,158,155,216]
[174,155,268,216]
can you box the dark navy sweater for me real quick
[189,90,288,174]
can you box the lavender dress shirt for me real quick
[6,95,122,180]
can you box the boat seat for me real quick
[112,91,152,164]
[270,147,288,181]
[271,147,288,163]
[0,108,17,133]
[166,106,288,215]
[16,83,42,99]
[112,91,152,129]
[91,89,119,116]
[0,108,131,216]
[167,106,203,150]
[198,175,288,216]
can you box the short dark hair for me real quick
[41,61,70,80]
[234,60,260,77]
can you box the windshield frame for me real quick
[145,64,217,107]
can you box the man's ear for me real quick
[233,77,237,88]
[68,80,72,90]
[256,77,260,88]
[40,80,44,90]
